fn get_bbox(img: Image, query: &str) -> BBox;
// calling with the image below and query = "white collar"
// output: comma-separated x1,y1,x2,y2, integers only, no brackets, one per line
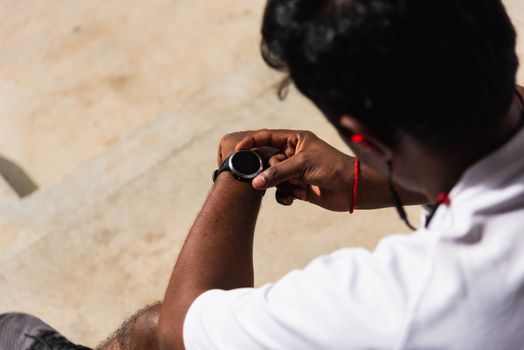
427,123,524,234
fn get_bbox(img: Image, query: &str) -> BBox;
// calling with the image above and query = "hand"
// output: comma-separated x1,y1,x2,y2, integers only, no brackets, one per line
217,131,254,166
235,129,355,212
217,131,283,174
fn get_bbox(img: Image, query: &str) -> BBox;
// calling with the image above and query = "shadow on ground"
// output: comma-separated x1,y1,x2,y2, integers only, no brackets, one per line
0,156,38,197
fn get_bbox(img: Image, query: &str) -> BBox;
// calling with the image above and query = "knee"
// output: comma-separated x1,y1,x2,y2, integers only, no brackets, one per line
133,303,161,334
123,302,161,349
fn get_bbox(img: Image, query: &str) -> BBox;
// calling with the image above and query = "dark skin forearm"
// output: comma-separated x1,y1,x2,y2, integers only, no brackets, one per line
234,130,429,211
158,172,263,350
358,161,428,209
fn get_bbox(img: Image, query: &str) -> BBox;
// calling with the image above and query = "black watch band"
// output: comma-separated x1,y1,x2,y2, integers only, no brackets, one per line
212,154,233,182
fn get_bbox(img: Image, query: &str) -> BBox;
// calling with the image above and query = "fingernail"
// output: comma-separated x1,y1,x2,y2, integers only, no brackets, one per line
253,176,266,188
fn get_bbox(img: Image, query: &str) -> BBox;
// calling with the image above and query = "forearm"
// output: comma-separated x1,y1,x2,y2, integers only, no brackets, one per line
235,129,428,211
158,173,263,350
357,160,428,209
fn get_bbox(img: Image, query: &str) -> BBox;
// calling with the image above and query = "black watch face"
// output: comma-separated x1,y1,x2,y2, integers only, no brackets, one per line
230,151,262,176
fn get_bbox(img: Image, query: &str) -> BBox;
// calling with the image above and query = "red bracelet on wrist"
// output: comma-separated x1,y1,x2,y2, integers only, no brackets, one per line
349,157,360,214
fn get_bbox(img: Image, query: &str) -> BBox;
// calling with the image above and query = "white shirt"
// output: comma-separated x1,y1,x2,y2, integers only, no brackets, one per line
183,126,524,350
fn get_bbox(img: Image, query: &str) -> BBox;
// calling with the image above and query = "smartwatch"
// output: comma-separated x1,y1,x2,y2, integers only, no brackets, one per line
213,150,265,183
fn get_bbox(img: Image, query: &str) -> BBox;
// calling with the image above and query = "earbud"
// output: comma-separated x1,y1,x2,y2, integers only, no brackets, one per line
350,134,375,152
351,134,365,143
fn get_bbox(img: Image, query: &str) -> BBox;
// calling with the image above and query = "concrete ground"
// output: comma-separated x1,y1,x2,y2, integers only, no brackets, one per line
0,1,523,347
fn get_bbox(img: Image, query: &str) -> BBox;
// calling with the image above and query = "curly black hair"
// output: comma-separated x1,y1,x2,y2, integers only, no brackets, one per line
261,0,519,147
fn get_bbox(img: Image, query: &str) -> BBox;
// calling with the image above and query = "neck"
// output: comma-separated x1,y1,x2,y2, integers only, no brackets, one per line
401,93,523,202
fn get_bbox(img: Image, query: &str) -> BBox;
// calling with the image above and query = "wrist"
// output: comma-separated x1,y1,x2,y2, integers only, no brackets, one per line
349,156,360,213
214,171,265,199
340,155,356,211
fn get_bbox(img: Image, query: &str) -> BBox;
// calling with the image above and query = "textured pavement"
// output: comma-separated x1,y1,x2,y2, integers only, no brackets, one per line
0,1,523,346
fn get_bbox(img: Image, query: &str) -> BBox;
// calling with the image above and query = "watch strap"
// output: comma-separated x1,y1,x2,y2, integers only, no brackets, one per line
212,154,232,182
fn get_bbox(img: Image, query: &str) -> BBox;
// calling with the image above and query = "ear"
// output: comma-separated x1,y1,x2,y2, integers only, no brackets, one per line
339,115,393,159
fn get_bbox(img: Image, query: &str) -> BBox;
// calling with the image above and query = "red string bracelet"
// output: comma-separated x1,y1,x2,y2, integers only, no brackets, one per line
349,157,360,214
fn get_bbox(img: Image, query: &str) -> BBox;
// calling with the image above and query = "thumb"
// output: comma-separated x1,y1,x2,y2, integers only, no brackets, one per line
252,156,303,190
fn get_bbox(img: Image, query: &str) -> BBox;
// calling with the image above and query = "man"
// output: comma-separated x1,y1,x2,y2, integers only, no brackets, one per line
2,0,523,349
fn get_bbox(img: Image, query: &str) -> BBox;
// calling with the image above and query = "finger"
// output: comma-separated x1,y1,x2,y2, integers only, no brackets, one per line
276,183,308,201
274,177,306,187
268,153,286,167
287,177,303,186
252,155,304,190
235,129,300,153
275,188,294,206
255,146,282,159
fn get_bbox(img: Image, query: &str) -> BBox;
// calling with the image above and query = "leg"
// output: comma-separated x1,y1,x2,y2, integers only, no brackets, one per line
96,302,161,350
0,312,91,349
